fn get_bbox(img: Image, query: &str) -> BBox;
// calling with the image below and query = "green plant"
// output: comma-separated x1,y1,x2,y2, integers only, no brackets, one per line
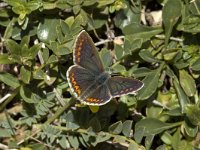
0,0,200,149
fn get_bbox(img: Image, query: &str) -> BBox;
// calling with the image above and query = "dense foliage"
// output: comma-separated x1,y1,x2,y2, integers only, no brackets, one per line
0,0,200,149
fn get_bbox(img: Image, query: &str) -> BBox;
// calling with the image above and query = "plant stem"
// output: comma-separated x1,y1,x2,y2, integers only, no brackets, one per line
45,99,75,124
0,87,19,112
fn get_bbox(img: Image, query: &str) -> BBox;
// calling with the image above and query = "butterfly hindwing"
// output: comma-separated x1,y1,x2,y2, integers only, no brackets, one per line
82,84,112,106
74,30,104,75
107,76,144,97
67,65,96,98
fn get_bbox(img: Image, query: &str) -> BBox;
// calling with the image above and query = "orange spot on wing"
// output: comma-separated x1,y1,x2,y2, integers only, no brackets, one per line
86,97,100,103
76,46,81,63
70,73,81,96
76,37,85,63
125,89,129,92
120,90,124,94
79,41,83,47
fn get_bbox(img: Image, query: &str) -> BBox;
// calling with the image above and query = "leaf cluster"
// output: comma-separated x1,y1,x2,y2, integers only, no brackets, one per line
0,0,200,149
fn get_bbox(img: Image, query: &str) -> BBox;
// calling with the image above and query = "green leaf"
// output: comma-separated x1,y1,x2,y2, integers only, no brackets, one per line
29,143,45,150
171,128,182,150
96,132,111,143
131,67,152,78
56,23,67,43
163,49,180,61
33,69,46,80
37,19,60,43
12,3,26,15
0,54,14,64
108,121,123,135
185,104,200,126
97,0,115,7
134,125,145,143
99,48,112,69
83,0,98,6
20,35,30,46
91,132,111,146
0,73,20,88
191,58,200,71
114,44,124,60
42,48,49,63
73,5,81,15
89,105,99,113
122,120,133,137
137,63,163,100
5,39,21,55
73,10,87,27
60,20,75,39
124,38,143,54
128,143,139,150
146,105,163,118
3,18,15,39
81,133,90,145
88,117,101,132
114,6,141,29
21,44,29,58
179,70,196,97
166,108,182,117
184,121,198,137
134,118,180,136
177,16,200,33
20,66,31,84
173,78,190,113
29,44,41,59
113,135,126,143
46,55,58,64
65,122,80,130
68,136,79,149
65,16,74,28
20,85,36,103
78,135,89,147
86,12,107,30
111,63,126,73
161,132,172,145
145,135,154,150
0,129,12,137
123,24,162,53
139,49,159,63
123,23,163,40
162,0,182,46
26,1,40,12
49,41,71,56
59,136,70,149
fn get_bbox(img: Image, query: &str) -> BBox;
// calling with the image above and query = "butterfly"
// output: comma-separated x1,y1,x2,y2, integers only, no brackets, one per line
66,30,144,106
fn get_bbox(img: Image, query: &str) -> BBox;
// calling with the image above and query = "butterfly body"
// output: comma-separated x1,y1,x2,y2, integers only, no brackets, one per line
67,30,144,106
95,72,110,84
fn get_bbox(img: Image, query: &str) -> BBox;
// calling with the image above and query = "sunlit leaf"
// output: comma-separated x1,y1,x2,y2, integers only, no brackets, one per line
0,73,20,88
163,0,182,46
179,70,196,97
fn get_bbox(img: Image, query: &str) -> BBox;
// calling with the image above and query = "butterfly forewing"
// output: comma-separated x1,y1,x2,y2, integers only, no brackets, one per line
107,76,144,97
74,31,104,75
67,65,96,98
